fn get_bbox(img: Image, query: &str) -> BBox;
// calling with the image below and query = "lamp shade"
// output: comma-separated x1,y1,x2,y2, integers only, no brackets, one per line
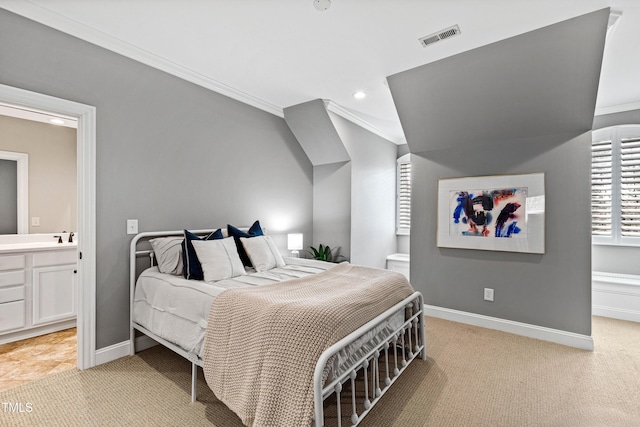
287,233,303,251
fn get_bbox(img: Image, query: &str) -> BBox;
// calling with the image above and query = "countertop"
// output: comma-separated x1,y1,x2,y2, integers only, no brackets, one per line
0,241,78,254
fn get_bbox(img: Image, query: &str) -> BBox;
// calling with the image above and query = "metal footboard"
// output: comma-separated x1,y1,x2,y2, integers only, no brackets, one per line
313,292,426,427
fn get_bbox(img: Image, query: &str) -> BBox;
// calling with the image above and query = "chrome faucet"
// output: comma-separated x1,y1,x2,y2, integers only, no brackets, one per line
68,232,74,243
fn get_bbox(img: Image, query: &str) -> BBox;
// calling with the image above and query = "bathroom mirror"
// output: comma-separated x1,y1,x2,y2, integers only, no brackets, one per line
0,150,28,234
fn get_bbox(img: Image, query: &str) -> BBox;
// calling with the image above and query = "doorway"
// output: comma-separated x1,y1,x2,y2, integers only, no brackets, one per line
0,83,96,370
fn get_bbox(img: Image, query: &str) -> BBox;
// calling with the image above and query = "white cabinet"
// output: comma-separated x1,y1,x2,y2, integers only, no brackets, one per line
32,265,77,325
0,248,77,344
386,253,410,281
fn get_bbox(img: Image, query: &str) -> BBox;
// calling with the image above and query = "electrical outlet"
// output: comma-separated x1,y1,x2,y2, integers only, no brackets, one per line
126,219,138,235
484,288,494,302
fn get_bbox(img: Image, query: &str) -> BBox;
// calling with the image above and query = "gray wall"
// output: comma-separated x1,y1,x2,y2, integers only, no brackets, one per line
313,162,351,260
329,112,397,268
0,159,17,234
387,9,608,336
0,115,77,234
284,100,398,267
411,133,593,335
0,9,313,349
592,109,640,275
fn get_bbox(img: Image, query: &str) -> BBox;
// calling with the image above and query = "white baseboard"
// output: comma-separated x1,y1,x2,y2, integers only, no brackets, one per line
593,305,640,323
424,305,594,351
95,335,159,366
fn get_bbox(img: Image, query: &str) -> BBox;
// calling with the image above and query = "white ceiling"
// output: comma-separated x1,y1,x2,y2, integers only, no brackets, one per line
1,0,638,144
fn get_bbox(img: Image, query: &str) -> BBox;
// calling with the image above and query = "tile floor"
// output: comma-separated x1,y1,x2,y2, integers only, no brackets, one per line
0,328,77,392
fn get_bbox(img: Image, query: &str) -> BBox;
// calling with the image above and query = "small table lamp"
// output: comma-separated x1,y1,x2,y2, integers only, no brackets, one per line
287,233,303,257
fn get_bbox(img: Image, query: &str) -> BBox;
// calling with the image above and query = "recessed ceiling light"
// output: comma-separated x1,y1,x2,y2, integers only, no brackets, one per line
353,91,366,100
49,118,65,125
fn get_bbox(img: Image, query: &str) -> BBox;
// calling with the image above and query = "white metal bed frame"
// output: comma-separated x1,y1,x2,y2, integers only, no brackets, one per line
129,229,426,427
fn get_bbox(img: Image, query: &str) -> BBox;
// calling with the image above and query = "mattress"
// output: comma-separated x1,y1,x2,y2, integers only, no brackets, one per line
132,257,335,358
133,257,405,381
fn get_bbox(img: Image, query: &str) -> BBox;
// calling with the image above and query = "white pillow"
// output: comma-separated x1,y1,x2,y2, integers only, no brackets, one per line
191,237,246,282
240,235,285,272
149,236,184,275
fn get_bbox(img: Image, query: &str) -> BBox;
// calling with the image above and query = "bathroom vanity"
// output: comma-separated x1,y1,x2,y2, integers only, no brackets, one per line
0,236,77,344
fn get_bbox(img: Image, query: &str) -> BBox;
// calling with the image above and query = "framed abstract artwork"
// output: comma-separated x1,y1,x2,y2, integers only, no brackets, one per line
437,173,545,254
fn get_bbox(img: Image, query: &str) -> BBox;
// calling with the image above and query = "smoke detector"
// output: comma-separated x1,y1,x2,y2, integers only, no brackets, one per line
419,25,461,47
314,0,331,11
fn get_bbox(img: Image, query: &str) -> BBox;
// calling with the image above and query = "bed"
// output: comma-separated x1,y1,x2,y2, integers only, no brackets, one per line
129,227,425,427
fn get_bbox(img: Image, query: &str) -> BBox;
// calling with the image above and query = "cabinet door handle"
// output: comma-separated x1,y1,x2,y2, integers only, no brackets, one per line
74,270,77,274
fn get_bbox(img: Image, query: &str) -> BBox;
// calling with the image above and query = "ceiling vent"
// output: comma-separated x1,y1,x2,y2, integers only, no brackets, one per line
419,25,461,47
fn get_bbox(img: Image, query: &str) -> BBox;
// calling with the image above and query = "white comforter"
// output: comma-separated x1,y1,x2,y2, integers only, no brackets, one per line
132,257,334,358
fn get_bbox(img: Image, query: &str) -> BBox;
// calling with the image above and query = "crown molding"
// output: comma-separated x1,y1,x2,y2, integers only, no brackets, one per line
324,100,406,145
0,1,284,118
595,100,640,117
1,1,410,142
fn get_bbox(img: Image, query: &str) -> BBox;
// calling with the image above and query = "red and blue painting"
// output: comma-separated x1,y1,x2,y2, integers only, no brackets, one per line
449,187,527,239
438,173,545,253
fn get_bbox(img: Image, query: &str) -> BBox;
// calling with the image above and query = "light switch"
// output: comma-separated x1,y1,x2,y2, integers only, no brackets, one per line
31,217,40,227
127,219,138,235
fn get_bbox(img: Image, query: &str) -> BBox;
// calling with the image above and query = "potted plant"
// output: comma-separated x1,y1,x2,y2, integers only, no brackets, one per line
306,244,345,263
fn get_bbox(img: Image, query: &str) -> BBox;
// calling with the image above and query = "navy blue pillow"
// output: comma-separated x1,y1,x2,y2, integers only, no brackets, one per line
182,229,224,280
227,221,263,267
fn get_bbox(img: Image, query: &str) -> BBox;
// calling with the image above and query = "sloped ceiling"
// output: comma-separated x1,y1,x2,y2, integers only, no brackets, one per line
283,99,350,166
387,9,610,153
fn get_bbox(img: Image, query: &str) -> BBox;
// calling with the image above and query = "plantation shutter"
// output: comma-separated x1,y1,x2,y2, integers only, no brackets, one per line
397,161,411,233
591,139,613,236
620,137,640,236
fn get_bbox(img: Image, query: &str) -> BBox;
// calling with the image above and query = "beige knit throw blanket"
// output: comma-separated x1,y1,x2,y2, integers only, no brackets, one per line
202,262,414,427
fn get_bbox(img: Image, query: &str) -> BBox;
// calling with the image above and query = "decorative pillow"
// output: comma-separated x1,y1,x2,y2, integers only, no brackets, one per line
182,229,224,280
227,220,264,267
191,237,246,282
149,236,184,275
240,235,285,272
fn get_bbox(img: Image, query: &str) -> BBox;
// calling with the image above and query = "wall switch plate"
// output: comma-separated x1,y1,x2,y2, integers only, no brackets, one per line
126,219,138,235
484,288,494,302
31,217,40,227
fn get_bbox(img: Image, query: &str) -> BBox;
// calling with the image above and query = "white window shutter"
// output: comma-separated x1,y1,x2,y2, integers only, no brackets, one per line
591,139,613,236
620,137,640,237
397,156,411,234
592,126,640,245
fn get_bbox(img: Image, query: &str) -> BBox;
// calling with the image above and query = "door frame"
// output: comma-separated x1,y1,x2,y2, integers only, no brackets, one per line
0,83,96,369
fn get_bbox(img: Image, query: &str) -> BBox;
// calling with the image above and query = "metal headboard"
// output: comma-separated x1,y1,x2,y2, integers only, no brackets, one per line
128,228,244,356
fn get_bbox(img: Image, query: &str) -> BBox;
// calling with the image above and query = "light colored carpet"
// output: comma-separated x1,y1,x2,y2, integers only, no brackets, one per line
1,316,638,426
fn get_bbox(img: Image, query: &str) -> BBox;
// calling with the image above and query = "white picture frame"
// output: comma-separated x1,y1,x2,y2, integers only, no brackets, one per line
437,173,545,254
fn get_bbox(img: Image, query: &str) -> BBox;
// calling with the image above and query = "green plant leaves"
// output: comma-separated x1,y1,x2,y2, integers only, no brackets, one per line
306,244,345,263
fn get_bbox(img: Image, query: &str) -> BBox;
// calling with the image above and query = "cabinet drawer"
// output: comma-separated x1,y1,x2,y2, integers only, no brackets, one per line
0,300,26,333
0,285,25,303
0,255,26,271
0,270,25,288
33,250,77,267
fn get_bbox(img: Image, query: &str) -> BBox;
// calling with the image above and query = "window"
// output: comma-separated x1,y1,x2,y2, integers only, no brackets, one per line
592,125,640,245
397,154,411,235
